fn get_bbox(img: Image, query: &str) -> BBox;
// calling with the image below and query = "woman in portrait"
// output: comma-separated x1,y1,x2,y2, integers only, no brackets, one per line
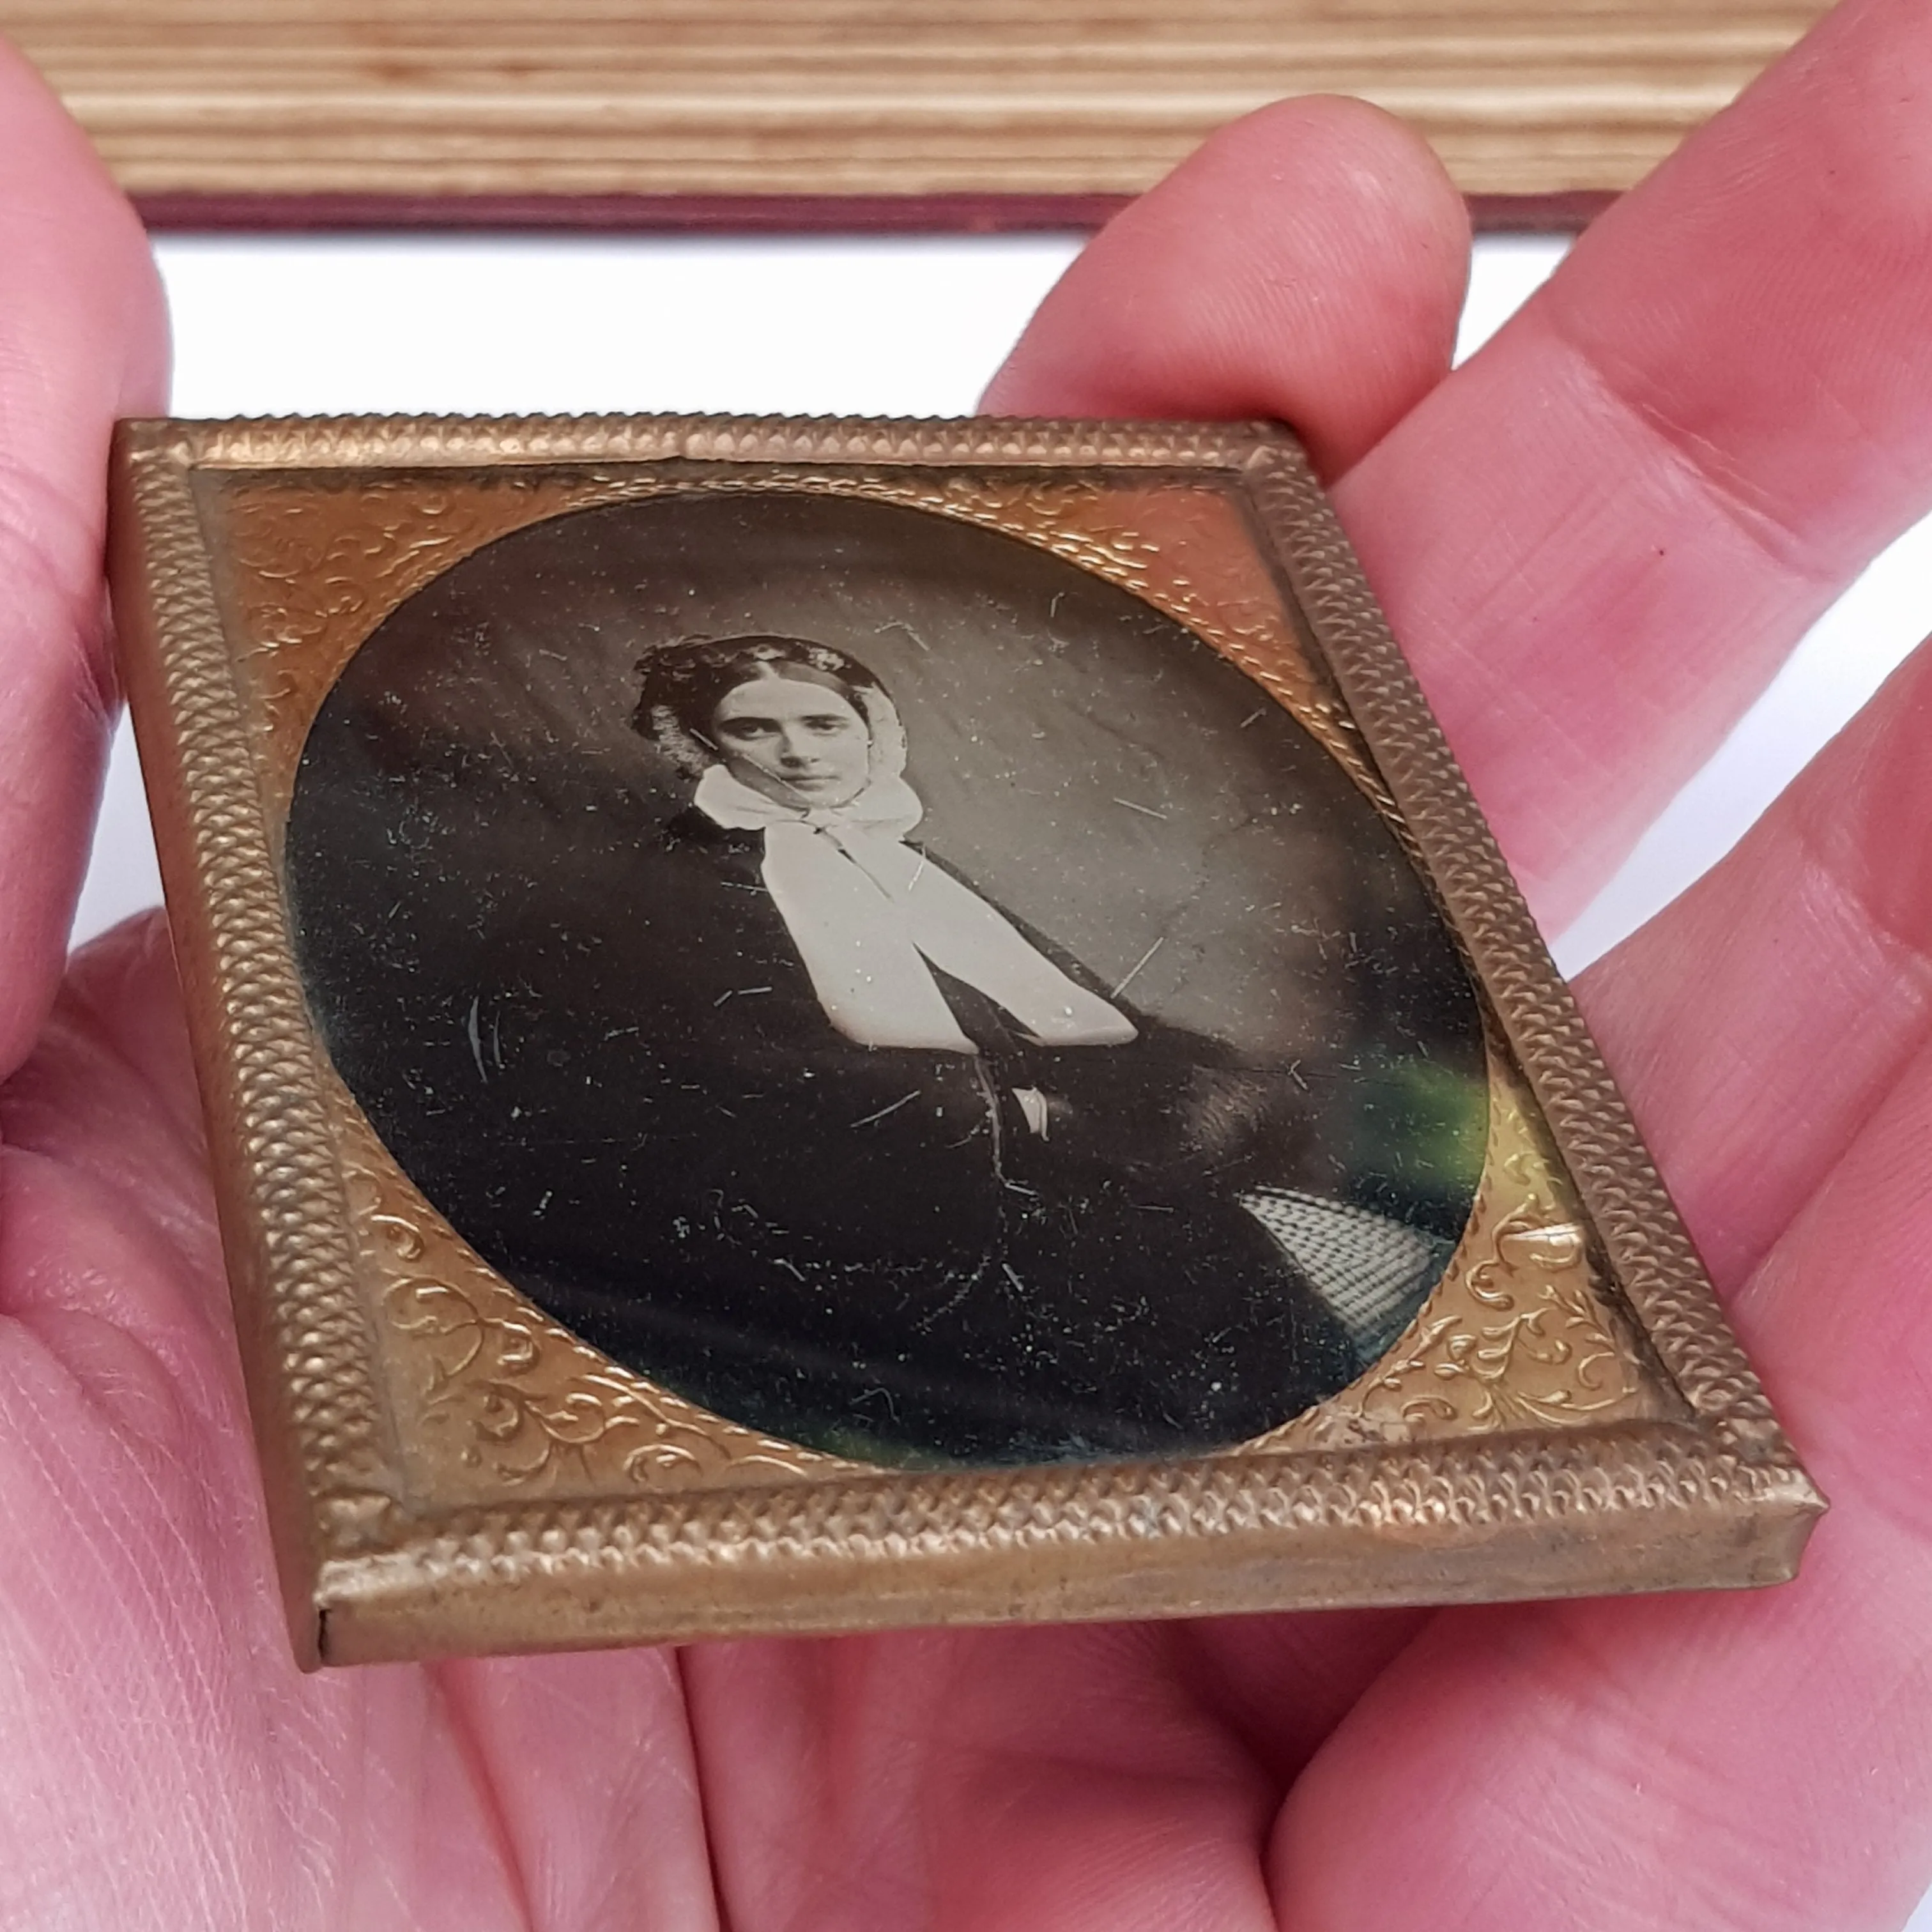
480,632,1360,1465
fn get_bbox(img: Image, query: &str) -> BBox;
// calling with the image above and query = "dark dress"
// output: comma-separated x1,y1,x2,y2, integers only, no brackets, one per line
380,802,1354,1465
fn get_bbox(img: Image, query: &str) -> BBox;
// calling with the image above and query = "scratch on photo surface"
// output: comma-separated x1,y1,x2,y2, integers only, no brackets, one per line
1112,796,1169,820
1238,707,1266,729
1111,936,1165,998
464,995,487,1081
911,1266,980,1330
714,985,774,1005
851,1090,922,1129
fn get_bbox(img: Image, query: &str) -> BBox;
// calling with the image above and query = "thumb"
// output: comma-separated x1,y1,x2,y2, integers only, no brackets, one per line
0,38,167,1080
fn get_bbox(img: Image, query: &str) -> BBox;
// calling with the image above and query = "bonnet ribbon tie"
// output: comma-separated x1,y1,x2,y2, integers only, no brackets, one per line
694,763,1138,1054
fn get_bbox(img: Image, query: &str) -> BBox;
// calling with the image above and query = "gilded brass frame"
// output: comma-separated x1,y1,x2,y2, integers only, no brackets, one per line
107,413,1822,1667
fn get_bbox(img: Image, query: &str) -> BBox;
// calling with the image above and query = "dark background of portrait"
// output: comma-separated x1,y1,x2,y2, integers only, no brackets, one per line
289,489,1480,1032
286,489,1489,1416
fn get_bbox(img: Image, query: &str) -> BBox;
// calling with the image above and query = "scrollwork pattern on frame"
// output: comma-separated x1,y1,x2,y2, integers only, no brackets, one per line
1268,1045,1667,1451
203,471,594,817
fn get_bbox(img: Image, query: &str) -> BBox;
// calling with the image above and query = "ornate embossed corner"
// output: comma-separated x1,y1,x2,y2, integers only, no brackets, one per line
107,411,1824,1668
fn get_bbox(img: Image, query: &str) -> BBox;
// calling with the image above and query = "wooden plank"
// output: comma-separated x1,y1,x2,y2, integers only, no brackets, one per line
3,1,1827,211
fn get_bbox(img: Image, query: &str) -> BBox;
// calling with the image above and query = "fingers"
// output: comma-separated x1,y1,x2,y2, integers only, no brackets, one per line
0,916,240,1425
0,41,167,1081
982,95,1471,479
984,0,1932,932
1270,1052,1932,1931
429,1652,719,1932
1574,637,1932,1292
1262,651,1932,1928
681,1624,1282,1932
1338,0,1932,928
1165,1606,1432,1786
1,918,721,1931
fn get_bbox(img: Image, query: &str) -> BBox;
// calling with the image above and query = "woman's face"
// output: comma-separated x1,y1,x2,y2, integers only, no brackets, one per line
709,673,873,808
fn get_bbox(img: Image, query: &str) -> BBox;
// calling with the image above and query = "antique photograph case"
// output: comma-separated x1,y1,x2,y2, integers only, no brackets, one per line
108,414,1822,1666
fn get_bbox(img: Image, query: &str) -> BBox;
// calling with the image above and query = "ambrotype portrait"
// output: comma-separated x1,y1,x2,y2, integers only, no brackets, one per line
284,489,1488,1467
112,415,1819,1655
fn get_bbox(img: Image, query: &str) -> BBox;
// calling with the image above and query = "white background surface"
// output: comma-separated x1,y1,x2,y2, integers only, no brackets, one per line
77,231,1932,971
72,235,1932,1928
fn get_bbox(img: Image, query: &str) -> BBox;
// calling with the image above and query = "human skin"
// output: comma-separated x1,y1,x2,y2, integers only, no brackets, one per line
5,0,1932,1922
710,674,873,807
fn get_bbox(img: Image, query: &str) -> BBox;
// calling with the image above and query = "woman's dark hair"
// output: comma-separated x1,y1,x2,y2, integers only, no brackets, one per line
632,634,884,750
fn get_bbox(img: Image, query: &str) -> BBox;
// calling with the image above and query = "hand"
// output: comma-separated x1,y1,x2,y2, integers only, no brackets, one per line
6,0,1932,1919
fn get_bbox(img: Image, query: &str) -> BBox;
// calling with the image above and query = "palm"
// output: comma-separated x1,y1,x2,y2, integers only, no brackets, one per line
6,0,1932,1923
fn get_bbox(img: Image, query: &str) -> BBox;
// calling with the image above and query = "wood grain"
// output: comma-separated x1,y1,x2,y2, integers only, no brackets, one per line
7,2,1828,224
